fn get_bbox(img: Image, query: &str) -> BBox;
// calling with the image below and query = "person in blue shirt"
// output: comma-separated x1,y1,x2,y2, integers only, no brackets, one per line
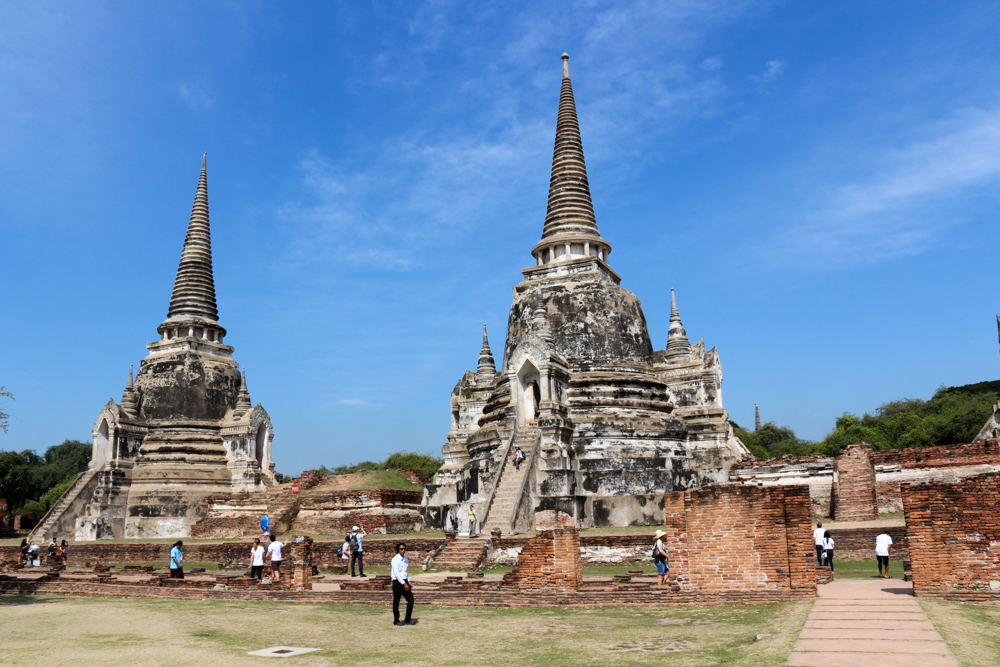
169,541,184,579
260,513,270,537
390,542,416,626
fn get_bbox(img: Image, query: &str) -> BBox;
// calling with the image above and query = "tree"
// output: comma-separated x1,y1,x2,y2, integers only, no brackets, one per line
0,386,12,433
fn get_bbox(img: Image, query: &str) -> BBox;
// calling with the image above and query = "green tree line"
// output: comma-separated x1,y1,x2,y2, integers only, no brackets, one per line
0,440,91,516
734,379,1000,460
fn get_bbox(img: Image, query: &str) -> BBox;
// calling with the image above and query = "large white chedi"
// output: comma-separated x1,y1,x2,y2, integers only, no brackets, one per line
424,55,747,533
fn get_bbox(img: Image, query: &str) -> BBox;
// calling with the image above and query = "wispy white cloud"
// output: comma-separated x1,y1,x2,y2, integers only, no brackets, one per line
749,60,785,88
178,83,214,112
770,107,1000,267
339,399,370,406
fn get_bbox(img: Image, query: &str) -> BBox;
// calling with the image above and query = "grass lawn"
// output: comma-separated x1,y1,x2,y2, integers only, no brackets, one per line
0,594,813,666
823,557,905,580
921,598,1000,667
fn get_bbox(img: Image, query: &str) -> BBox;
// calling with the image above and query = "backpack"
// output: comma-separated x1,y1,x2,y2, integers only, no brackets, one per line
350,534,360,551
337,544,344,557
652,542,666,561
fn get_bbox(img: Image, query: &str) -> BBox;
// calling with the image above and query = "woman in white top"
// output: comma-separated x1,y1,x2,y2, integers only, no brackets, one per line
822,531,835,572
341,535,351,563
249,538,265,581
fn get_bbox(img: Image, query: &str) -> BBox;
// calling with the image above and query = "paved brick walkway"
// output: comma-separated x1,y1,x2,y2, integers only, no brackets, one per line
788,579,958,666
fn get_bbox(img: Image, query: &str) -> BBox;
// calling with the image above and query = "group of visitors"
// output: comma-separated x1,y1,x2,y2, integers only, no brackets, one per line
813,522,895,577
336,524,367,577
19,538,67,564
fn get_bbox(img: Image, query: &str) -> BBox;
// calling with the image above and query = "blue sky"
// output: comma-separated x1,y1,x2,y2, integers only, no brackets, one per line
2,1,1000,476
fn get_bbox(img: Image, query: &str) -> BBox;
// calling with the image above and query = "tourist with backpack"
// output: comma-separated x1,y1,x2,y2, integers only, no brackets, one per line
513,445,525,471
350,525,367,577
653,529,669,587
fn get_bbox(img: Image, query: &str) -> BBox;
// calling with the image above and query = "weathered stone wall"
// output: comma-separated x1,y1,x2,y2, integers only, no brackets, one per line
902,472,1000,601
732,441,1000,517
832,443,877,521
664,484,815,593
294,490,424,536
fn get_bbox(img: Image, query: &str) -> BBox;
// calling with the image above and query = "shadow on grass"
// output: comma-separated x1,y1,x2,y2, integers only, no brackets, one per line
0,593,69,606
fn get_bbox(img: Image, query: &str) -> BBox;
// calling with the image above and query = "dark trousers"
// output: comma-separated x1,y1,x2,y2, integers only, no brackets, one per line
251,565,263,581
170,567,184,579
824,550,834,571
352,551,364,575
815,544,824,565
392,580,414,623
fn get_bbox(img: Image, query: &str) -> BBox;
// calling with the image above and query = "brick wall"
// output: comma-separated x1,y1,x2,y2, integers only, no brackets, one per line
902,472,1000,600
501,511,582,590
833,443,878,521
873,440,1000,469
826,525,908,560
664,484,815,593
294,490,424,536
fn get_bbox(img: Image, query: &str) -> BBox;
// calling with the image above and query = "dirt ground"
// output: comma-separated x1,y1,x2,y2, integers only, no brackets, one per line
0,595,811,666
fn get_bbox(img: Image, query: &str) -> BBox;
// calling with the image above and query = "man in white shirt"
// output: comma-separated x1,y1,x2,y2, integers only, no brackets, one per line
390,542,416,626
813,523,827,565
875,531,893,579
267,534,284,583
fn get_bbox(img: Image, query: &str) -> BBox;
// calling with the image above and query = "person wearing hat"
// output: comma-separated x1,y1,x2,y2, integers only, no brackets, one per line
350,525,367,577
652,530,669,587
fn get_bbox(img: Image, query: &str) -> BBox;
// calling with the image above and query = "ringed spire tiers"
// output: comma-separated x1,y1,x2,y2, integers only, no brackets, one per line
158,153,225,339
665,288,691,355
531,53,612,269
477,324,496,376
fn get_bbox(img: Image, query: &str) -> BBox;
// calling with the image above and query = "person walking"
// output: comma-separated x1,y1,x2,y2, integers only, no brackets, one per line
169,541,184,579
875,530,893,578
249,538,265,582
513,445,525,471
260,512,270,537
47,539,57,557
20,538,29,564
350,525,367,577
468,506,477,538
267,534,284,582
812,522,826,565
653,529,670,587
822,530,835,572
390,542,417,626
59,539,68,561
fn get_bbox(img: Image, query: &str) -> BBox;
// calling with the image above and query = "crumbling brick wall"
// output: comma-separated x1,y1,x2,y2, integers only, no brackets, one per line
902,472,1000,600
501,511,582,590
833,443,878,521
873,440,1000,469
294,490,424,535
664,484,815,593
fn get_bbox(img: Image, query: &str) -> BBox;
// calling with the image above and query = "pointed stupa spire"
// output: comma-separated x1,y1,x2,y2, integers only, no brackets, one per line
121,364,137,414
665,288,691,355
233,366,252,419
477,324,496,376
531,54,612,268
755,403,761,432
161,153,220,330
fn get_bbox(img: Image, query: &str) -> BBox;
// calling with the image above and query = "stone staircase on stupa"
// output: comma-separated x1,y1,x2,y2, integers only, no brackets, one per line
481,427,539,535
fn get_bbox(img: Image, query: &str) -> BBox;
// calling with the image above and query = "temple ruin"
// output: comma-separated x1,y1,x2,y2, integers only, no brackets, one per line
424,55,746,532
30,155,278,542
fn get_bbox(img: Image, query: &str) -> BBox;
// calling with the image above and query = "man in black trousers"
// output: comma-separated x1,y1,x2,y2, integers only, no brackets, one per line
390,542,416,626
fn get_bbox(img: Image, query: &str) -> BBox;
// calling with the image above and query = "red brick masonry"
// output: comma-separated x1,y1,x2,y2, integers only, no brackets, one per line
664,484,816,593
833,443,878,521
902,471,1000,602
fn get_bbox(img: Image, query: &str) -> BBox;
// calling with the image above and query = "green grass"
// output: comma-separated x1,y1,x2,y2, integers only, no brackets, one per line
340,469,423,491
921,598,1000,666
0,595,815,665
821,557,904,580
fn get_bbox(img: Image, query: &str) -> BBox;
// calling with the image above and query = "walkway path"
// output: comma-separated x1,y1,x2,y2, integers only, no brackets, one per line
788,579,958,666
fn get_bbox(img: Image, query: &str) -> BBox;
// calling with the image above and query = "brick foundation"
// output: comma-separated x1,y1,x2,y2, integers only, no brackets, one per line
501,511,582,590
664,484,816,593
902,471,1000,601
833,443,878,521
